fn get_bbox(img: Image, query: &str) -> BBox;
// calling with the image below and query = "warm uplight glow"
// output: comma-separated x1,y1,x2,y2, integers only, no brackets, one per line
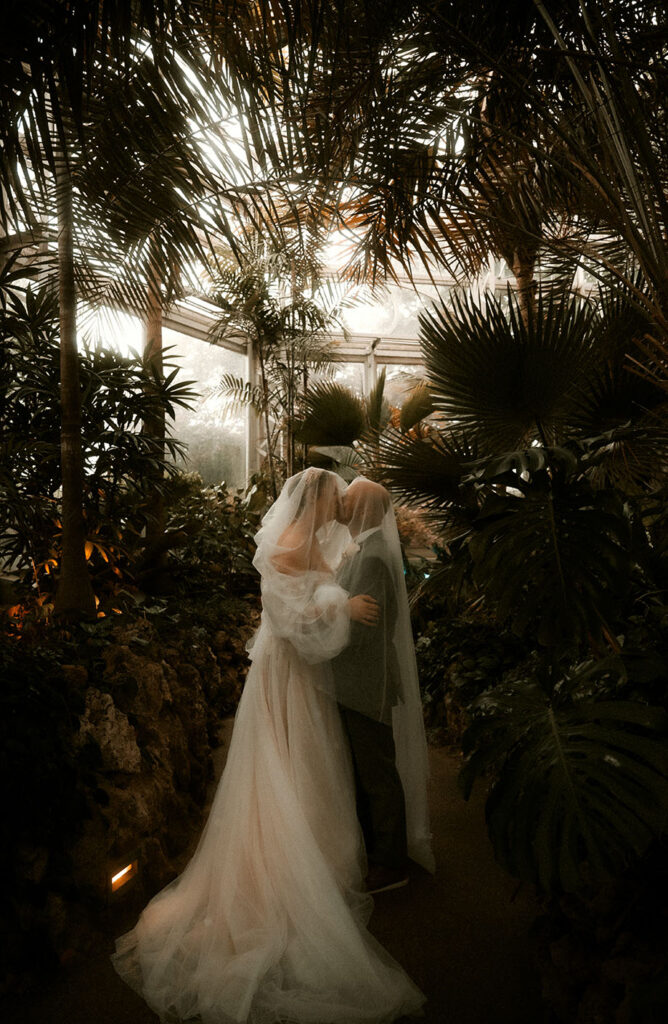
111,861,138,892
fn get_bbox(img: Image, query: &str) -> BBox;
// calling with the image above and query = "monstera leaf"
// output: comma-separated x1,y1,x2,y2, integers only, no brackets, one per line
467,471,632,647
460,679,668,894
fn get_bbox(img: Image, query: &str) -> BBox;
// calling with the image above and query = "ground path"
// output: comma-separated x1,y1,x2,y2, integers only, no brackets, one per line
3,721,545,1024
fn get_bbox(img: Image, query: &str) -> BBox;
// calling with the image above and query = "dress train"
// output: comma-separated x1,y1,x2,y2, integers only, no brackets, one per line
112,633,425,1024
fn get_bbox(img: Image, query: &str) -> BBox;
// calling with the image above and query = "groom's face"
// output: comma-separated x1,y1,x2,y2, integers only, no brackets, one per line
339,490,353,525
342,483,386,534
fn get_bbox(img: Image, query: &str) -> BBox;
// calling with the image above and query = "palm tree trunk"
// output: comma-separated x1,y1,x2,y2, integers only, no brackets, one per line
257,338,277,500
53,142,96,619
288,262,297,477
286,345,295,478
142,234,166,554
302,364,309,470
512,249,537,327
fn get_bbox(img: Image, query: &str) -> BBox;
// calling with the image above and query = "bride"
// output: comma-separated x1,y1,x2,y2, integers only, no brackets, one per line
112,468,426,1023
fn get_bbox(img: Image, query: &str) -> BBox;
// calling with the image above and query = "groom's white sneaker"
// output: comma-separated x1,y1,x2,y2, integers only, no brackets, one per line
365,865,409,894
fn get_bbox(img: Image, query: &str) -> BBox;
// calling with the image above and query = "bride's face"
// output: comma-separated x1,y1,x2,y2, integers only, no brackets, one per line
314,479,343,528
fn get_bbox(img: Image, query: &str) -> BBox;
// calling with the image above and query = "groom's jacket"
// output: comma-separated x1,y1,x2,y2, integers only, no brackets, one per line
330,530,402,726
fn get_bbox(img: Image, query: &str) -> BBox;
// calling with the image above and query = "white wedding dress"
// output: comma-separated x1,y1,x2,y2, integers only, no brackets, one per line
112,470,426,1024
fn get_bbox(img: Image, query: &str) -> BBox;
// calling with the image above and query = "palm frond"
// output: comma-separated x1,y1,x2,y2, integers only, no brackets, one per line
399,380,436,431
216,373,265,413
297,380,366,445
419,287,598,452
365,366,390,435
377,427,473,514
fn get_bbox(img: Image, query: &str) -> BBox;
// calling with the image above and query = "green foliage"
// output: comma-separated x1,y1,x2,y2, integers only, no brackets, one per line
460,671,668,896
383,286,668,653
0,1,307,312
210,246,349,483
419,288,599,449
164,475,260,600
380,427,472,513
1,282,196,591
467,457,632,648
298,365,428,480
414,609,528,742
392,280,668,902
399,381,436,432
299,380,367,445
365,366,391,437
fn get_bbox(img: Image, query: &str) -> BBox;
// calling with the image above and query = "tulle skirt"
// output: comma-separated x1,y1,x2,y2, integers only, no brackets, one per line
112,635,425,1023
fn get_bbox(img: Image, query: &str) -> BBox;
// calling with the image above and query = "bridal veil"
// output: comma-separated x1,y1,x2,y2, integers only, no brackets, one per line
112,468,425,1024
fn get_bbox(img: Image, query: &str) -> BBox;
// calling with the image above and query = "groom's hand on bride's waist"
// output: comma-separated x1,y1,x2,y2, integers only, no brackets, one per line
348,594,380,626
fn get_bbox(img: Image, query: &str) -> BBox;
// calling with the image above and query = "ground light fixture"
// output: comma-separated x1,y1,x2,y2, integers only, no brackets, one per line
110,856,139,894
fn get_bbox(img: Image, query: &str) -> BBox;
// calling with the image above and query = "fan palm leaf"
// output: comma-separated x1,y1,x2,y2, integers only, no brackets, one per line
419,287,599,453
298,380,366,446
377,426,474,515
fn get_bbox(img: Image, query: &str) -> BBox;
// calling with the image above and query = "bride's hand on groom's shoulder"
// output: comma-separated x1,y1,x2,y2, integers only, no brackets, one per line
348,594,380,626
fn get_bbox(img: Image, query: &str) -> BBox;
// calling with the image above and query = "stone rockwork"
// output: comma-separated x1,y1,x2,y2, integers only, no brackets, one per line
5,607,257,989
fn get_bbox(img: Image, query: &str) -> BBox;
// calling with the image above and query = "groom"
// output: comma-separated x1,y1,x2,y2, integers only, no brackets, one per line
331,478,408,894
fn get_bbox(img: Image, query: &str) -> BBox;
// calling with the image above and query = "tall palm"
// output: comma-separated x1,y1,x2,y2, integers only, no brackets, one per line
209,242,350,493
531,1,668,362
0,1,305,614
239,3,583,284
1,3,199,614
240,1,666,351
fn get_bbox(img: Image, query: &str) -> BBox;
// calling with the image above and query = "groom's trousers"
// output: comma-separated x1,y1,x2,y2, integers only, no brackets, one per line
339,706,407,871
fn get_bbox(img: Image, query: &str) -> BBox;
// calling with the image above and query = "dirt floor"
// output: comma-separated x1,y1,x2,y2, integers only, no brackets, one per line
2,721,546,1024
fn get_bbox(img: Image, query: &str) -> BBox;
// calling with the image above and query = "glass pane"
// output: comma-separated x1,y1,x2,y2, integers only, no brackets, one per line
329,361,365,394
164,329,247,489
342,281,456,341
382,365,426,406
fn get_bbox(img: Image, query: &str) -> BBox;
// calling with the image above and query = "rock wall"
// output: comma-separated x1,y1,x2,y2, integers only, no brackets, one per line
6,610,257,983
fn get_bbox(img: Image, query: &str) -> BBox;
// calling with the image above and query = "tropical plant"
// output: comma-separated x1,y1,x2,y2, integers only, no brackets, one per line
2,1,202,615
378,281,668,895
163,474,260,601
209,245,352,492
459,668,668,894
232,1,667,401
298,366,392,471
1,280,196,603
0,0,318,614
